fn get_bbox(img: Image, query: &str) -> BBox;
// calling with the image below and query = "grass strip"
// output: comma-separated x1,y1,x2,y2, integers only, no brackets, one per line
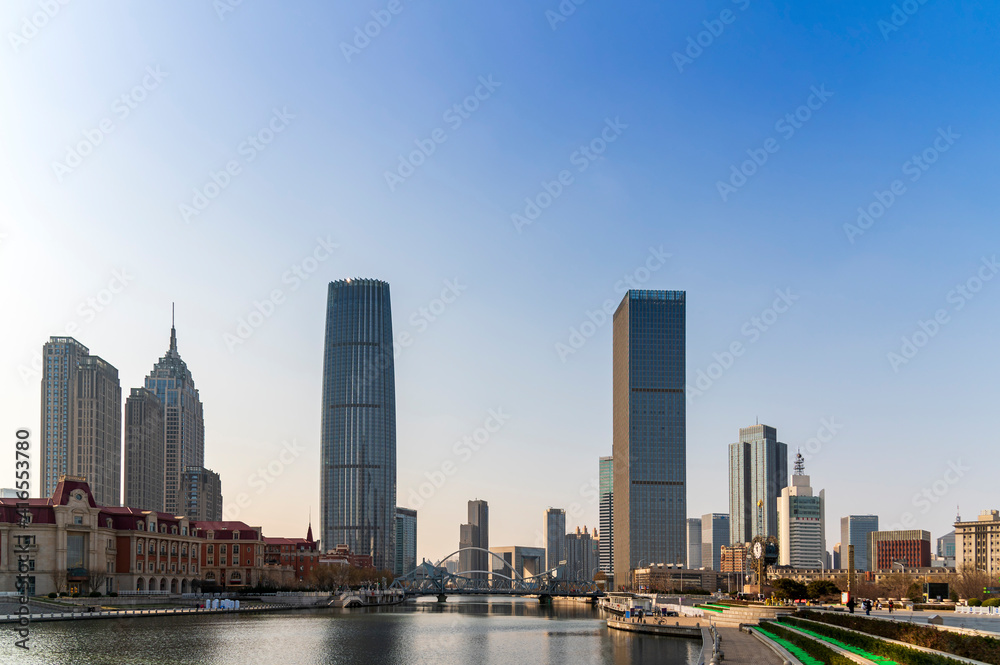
758,622,857,665
796,610,1000,665
781,617,968,665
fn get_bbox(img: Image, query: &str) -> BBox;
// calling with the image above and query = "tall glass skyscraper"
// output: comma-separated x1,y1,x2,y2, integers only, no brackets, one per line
841,515,879,571
701,513,730,570
729,424,787,545
144,315,205,515
599,456,614,575
612,290,686,588
321,278,396,570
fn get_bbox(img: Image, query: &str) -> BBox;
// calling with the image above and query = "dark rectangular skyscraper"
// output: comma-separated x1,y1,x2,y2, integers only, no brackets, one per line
612,290,686,587
321,278,396,570
124,387,164,512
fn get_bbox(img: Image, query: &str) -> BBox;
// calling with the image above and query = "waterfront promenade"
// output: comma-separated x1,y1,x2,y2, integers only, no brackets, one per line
607,614,786,664
0,600,295,623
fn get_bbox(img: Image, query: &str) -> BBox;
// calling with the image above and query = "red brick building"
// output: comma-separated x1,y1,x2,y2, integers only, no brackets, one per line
263,524,319,585
869,530,931,570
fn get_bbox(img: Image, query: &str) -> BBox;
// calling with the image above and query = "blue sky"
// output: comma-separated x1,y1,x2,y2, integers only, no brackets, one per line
1,0,998,564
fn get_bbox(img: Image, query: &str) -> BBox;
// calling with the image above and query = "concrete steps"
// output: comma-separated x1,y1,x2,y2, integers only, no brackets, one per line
702,604,795,626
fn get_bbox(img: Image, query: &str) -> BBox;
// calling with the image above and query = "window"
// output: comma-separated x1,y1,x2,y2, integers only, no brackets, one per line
221,557,227,566
160,525,165,533
160,563,165,572
171,526,177,534
171,544,177,555
233,545,239,555
137,542,144,554
208,558,214,566
138,562,143,572
221,545,227,554
73,515,83,525
182,546,188,556
233,532,239,540
208,544,214,554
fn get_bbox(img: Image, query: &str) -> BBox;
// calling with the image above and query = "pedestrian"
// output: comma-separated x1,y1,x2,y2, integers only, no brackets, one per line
888,600,894,614
865,599,871,616
847,597,856,614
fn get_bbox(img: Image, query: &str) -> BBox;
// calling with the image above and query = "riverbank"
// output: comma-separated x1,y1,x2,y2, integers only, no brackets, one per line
0,601,299,623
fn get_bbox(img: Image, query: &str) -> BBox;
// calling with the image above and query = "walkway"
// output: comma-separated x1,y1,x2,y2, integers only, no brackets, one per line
716,627,786,665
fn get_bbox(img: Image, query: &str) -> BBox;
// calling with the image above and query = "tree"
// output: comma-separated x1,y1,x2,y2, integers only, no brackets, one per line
806,579,841,599
52,570,68,595
771,578,808,600
951,566,992,600
879,572,916,600
87,570,108,595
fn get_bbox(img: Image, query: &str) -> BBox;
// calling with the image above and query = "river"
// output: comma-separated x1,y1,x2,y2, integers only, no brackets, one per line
7,597,700,665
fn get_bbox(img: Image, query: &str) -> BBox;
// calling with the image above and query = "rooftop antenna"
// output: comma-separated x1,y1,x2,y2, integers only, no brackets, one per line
794,450,805,475
169,302,178,354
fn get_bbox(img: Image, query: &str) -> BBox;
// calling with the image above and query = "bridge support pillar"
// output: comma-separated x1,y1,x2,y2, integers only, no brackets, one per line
538,594,552,606
436,594,448,603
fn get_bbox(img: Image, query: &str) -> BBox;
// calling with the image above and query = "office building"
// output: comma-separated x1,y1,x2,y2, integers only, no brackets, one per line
41,337,122,507
936,530,955,567
612,290,687,586
729,424,787,544
868,530,931,570
124,387,165,512
565,526,597,580
459,499,489,581
493,546,546,579
144,313,205,515
841,515,879,572
701,513,730,571
599,456,613,575
180,466,222,521
955,510,1000,577
545,508,567,572
776,454,826,568
833,543,841,569
320,279,397,570
720,544,748,574
687,518,702,569
394,507,417,577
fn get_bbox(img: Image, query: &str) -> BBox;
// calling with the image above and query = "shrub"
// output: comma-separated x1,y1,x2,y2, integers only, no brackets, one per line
968,598,982,607
949,590,959,602
108,592,118,597
782,617,964,665
983,599,1000,608
758,621,855,665
88,591,102,597
48,592,58,598
71,592,80,598
794,610,1000,665
59,592,68,597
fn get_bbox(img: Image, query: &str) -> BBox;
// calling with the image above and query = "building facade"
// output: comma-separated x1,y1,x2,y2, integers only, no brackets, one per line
777,461,826,569
41,337,122,507
729,424,787,545
868,530,931,570
565,526,597,580
599,456,613,575
612,290,687,587
955,510,1000,577
394,507,417,577
841,515,879,572
833,543,841,569
687,518,702,569
263,526,319,586
936,530,956,567
720,544,748,574
144,318,205,516
492,546,545,579
459,499,489,581
180,466,223,521
195,521,266,590
632,564,718,593
545,508,566,573
124,387,165,513
701,513,730,571
320,278,397,571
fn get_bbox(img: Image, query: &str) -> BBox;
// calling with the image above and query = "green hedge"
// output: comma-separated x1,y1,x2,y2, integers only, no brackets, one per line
796,609,1000,665
782,617,968,665
757,622,856,665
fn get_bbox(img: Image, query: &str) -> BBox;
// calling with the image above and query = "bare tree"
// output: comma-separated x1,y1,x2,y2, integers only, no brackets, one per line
52,570,68,595
87,570,108,595
951,566,991,600
879,572,916,600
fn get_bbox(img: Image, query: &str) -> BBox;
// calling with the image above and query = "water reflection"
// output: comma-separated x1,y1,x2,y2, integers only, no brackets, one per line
7,598,697,665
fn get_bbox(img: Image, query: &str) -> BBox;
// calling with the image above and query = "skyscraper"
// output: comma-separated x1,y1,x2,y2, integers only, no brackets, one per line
545,508,567,573
565,526,597,580
777,454,826,568
144,312,205,515
701,513,730,570
394,507,417,577
124,387,164,512
729,424,787,545
40,337,122,506
613,290,687,587
459,499,489,580
841,515,879,572
599,456,614,575
180,466,222,521
321,279,397,570
687,518,702,569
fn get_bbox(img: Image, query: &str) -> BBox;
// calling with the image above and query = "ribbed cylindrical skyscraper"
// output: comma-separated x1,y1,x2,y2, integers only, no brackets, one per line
321,278,396,570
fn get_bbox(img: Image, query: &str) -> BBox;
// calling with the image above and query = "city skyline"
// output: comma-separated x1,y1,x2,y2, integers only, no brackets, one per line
3,2,998,564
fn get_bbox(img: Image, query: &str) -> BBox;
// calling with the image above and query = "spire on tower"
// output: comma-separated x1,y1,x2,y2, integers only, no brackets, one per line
169,302,178,355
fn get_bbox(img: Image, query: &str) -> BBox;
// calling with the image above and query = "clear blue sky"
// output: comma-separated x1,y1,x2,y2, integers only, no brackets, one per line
2,1,997,563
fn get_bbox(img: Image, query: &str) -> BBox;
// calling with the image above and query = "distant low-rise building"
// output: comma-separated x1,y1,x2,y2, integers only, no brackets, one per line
868,530,931,570
955,510,1000,577
632,564,718,593
721,544,748,574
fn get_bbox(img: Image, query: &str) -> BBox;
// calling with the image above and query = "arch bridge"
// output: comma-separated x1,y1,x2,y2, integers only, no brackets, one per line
388,547,603,602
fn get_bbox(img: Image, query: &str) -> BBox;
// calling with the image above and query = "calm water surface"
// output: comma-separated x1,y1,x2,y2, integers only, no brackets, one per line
6,598,700,665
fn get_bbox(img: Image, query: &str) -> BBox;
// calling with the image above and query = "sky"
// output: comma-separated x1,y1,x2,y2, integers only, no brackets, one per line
1,1,998,566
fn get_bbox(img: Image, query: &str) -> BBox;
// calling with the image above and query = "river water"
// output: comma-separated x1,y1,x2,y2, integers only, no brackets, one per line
6,598,700,665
